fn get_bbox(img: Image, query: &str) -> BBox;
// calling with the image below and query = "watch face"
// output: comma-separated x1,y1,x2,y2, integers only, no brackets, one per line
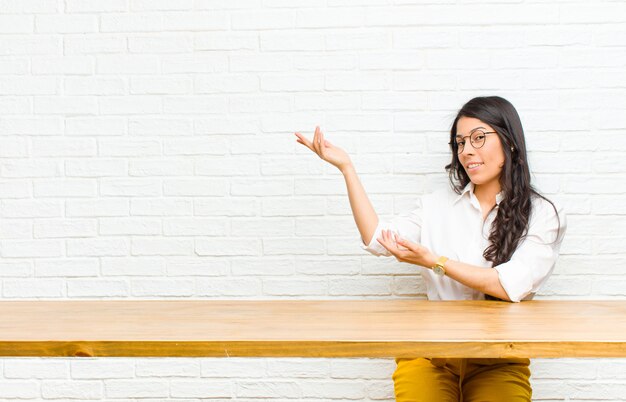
433,266,444,276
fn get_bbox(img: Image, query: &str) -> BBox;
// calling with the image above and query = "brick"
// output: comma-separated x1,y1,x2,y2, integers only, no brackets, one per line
163,11,229,31
0,35,60,55
99,217,161,235
232,10,295,30
0,76,56,94
0,15,33,33
130,76,192,94
136,359,200,377
131,238,193,256
196,278,262,296
96,55,160,74
196,156,259,176
100,13,163,32
34,179,97,197
99,96,162,115
297,8,363,28
232,258,294,276
104,380,169,398
4,360,68,379
131,198,193,216
170,381,232,397
64,77,126,95
66,238,130,257
195,239,260,257
3,279,64,297
65,0,127,13
262,278,327,296
35,259,99,277
65,159,127,177
35,15,97,33
236,381,300,398
165,257,230,277
163,218,228,236
66,198,129,217
131,279,195,296
41,380,102,399
0,382,39,398
129,159,194,176
64,35,127,54
71,360,134,379
34,97,98,115
201,358,265,378
102,257,166,276
34,219,97,238
300,380,366,399
67,279,128,297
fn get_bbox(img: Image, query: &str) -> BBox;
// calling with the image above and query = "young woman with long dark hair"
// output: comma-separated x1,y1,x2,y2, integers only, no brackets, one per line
294,96,567,401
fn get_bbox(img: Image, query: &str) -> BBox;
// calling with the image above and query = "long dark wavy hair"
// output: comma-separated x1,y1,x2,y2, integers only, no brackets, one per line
445,96,561,301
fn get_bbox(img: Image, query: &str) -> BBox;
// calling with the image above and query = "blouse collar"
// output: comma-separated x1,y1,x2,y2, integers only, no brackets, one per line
453,182,504,206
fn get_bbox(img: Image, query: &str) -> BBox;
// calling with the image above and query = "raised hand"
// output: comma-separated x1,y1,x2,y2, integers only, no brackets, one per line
294,126,352,172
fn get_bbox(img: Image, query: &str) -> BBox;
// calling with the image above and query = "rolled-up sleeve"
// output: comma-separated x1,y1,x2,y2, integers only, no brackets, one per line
493,199,567,302
360,197,423,257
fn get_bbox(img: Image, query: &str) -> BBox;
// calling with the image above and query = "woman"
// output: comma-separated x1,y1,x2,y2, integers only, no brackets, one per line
294,96,567,401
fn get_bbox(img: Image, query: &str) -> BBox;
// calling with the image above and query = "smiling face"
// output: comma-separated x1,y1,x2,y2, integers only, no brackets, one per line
455,116,506,192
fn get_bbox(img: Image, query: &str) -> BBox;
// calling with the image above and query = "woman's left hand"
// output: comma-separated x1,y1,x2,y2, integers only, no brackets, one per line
377,229,438,269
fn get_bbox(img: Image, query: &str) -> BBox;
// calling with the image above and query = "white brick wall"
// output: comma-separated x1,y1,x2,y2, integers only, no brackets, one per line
0,0,624,400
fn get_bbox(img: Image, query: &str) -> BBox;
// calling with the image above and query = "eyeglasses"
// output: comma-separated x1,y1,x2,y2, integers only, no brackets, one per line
449,129,498,154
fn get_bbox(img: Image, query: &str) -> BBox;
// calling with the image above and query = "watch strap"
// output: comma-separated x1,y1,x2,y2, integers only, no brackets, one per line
433,256,448,274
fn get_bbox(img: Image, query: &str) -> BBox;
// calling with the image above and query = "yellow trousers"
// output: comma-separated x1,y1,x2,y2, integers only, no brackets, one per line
393,357,532,402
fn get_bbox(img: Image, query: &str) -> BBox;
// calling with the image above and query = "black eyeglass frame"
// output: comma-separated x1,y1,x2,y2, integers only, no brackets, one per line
449,129,498,154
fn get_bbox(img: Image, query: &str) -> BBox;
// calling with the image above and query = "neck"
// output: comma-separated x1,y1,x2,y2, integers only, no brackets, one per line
473,181,501,205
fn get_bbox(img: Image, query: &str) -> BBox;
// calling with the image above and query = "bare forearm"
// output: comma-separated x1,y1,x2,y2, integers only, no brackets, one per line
443,259,511,301
341,163,378,245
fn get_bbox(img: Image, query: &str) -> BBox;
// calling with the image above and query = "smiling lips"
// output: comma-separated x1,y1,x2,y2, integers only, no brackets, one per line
467,162,483,172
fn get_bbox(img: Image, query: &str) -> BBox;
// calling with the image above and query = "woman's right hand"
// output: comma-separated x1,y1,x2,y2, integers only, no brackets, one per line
294,126,352,172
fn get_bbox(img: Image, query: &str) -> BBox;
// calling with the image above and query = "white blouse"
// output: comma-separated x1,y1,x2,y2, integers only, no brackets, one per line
361,182,567,302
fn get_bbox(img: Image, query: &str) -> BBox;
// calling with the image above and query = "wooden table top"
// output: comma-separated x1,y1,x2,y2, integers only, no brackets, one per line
1,300,625,358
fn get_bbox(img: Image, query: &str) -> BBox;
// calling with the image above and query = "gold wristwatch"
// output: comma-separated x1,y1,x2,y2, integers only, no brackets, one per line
432,256,448,276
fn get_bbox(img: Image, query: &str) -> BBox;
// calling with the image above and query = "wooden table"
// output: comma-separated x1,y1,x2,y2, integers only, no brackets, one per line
1,300,624,358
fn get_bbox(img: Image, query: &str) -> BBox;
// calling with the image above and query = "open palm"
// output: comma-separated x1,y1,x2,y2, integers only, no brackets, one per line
294,126,351,172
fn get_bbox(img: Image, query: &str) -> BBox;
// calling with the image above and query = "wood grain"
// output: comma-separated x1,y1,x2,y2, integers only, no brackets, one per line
0,300,624,358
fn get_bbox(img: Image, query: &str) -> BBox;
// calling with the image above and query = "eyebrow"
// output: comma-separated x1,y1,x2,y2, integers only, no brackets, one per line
456,127,486,137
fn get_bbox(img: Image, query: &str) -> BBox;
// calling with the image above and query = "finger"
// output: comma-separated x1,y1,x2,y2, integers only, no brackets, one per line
378,235,395,254
294,132,314,152
397,235,417,251
381,230,398,253
387,230,397,247
393,232,401,246
391,232,407,252
313,126,320,154
390,230,399,245
394,233,409,251
378,230,390,247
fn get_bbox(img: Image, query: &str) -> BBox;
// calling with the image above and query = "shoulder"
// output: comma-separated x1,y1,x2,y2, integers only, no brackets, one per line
530,192,565,221
529,192,567,241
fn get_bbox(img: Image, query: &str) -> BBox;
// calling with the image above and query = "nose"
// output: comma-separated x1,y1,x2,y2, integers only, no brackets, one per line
460,144,475,157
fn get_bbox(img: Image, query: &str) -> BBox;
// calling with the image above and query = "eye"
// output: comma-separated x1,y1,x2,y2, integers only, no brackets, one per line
473,134,485,141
